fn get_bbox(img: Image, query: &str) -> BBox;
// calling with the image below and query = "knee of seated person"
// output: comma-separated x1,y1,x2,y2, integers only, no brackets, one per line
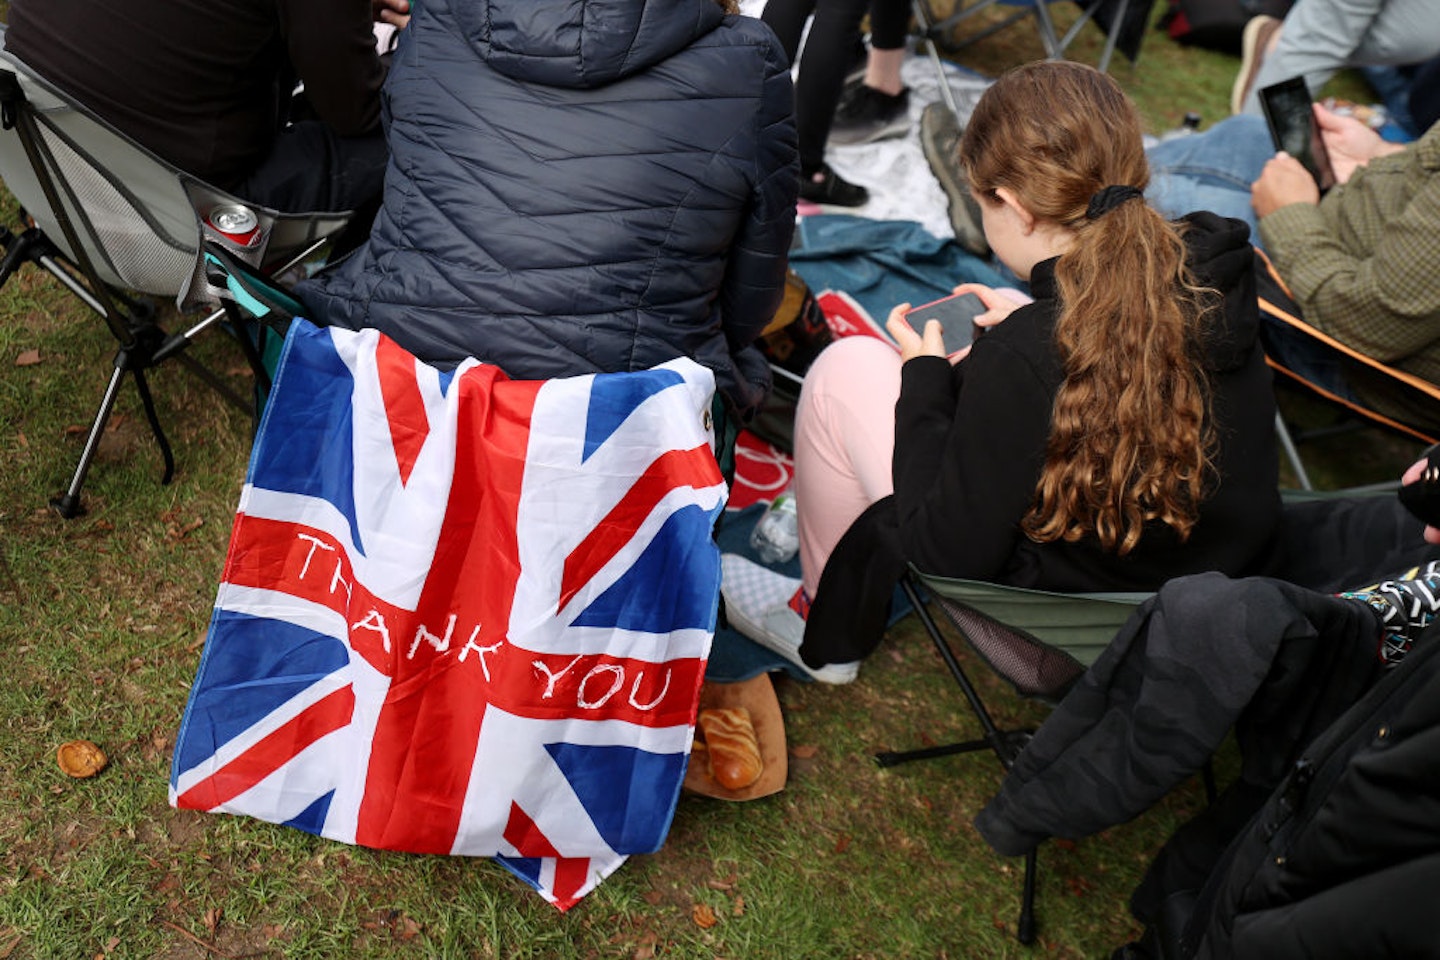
807,333,902,385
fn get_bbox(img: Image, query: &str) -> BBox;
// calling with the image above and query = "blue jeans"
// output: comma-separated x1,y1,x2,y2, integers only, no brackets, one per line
1145,115,1274,244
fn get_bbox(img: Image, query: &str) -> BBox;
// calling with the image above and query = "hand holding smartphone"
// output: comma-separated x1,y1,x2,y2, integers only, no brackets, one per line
1259,78,1336,193
1399,444,1440,528
902,292,987,356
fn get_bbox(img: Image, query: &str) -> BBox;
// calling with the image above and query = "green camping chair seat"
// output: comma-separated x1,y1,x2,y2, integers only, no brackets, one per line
878,566,1156,945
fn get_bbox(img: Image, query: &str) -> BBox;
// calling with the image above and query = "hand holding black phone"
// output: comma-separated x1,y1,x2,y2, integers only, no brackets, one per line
1259,78,1337,192
902,292,986,356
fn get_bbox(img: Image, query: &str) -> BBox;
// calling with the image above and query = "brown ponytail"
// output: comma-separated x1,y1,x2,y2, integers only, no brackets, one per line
958,61,1217,555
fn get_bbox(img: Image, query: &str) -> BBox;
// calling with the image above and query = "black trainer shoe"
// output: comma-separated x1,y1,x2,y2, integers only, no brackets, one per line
1341,560,1440,666
799,163,869,208
829,85,911,145
919,102,989,258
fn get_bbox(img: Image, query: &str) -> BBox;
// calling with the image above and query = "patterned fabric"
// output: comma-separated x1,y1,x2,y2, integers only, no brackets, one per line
1258,120,1440,428
169,320,727,909
1341,560,1440,666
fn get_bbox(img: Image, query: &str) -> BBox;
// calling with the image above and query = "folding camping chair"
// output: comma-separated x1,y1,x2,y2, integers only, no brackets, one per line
913,0,1158,75
0,29,350,517
875,568,1156,944
1255,249,1440,491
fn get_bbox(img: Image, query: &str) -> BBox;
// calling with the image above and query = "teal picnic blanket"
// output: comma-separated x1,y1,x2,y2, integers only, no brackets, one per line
788,214,1015,322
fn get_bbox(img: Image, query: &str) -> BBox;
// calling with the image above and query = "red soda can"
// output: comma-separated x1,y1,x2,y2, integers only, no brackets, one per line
205,204,263,250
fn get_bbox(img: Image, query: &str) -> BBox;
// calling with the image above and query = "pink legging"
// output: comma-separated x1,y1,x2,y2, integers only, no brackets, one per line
792,336,903,599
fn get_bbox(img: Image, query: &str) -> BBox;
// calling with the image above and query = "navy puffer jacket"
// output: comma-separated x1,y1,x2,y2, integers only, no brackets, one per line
299,0,799,416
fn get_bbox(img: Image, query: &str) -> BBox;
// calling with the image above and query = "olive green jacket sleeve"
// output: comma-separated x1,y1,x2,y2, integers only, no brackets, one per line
1258,122,1440,379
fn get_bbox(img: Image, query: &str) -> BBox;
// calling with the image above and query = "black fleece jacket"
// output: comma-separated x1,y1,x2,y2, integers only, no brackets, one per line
802,211,1283,666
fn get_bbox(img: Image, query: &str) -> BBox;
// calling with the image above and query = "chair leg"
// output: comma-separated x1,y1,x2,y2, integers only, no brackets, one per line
1018,847,1039,945
912,0,961,116
881,574,1042,944
1274,409,1313,490
884,575,1023,765
50,362,127,518
49,348,178,518
1094,0,1129,73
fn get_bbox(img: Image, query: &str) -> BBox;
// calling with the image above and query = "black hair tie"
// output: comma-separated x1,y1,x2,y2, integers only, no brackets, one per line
1086,185,1143,219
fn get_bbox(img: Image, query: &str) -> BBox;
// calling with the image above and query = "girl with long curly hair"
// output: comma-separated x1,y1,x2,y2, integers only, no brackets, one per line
721,60,1283,683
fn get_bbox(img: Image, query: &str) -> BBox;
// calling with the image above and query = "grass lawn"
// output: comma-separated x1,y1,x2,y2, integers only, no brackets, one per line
0,3,1426,958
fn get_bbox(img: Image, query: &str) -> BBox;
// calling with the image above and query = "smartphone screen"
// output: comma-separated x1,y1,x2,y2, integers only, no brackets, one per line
1259,78,1336,192
903,292,986,355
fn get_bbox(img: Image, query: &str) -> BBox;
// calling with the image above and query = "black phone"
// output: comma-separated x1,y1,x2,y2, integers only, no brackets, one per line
903,292,986,355
1399,443,1440,527
1259,78,1336,193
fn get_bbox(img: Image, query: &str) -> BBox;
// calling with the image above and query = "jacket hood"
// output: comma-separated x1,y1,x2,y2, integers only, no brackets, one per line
456,0,726,89
1177,209,1260,374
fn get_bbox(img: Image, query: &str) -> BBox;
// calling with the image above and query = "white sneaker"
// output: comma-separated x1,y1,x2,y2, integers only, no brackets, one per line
719,554,859,685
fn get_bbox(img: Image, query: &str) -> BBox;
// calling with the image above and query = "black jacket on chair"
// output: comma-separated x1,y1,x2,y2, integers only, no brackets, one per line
1184,617,1440,959
299,0,799,418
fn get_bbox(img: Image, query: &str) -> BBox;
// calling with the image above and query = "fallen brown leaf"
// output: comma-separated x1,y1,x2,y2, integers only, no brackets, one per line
690,903,718,929
834,834,852,854
203,907,222,935
14,348,41,366
56,739,108,778
731,895,746,917
166,517,205,540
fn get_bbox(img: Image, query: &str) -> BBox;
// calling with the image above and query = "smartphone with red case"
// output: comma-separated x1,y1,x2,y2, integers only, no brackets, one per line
903,292,986,355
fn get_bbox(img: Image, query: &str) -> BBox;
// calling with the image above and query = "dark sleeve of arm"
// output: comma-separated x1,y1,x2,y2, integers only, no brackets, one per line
718,36,799,353
277,0,385,136
891,342,1054,580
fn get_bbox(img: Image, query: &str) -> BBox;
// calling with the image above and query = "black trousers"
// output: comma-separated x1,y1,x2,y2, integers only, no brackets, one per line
230,120,388,217
761,0,911,173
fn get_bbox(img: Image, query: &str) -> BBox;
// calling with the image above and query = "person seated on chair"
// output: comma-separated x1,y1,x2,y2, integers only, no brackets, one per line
4,0,408,215
1146,105,1440,433
297,0,798,425
1229,0,1440,118
720,61,1284,684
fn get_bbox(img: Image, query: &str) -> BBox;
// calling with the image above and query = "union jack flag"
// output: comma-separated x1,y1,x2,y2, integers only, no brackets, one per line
169,319,727,909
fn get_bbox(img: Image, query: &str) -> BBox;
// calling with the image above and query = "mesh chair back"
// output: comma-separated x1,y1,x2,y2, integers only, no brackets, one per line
933,596,1085,700
0,56,196,296
913,569,1151,699
0,36,349,307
